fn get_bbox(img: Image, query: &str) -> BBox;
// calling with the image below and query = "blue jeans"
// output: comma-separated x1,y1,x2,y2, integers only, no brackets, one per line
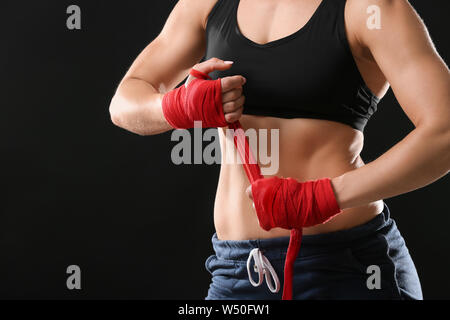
205,202,422,300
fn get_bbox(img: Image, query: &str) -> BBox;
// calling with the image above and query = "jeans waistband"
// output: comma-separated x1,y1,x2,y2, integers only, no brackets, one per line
211,201,392,262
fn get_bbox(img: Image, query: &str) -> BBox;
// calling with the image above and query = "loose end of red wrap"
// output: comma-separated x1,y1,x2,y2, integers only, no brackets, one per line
282,228,302,300
228,121,263,184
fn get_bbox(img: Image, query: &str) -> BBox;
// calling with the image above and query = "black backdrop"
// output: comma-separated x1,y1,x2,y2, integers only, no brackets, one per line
0,0,449,299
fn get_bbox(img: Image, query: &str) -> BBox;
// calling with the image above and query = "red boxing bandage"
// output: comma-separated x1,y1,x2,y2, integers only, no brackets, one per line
251,176,341,300
162,69,228,129
252,177,341,230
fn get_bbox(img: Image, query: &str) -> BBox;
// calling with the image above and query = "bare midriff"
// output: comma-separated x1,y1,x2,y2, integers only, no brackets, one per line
214,115,385,240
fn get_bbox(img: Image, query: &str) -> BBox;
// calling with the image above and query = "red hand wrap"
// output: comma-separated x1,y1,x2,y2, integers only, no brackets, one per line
252,177,341,230
162,69,228,129
251,176,341,300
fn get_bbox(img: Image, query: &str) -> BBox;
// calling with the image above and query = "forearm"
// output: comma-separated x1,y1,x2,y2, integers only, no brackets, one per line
109,77,172,136
332,124,450,209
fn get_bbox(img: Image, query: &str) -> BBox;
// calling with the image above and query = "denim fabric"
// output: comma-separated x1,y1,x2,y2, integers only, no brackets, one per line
205,202,422,300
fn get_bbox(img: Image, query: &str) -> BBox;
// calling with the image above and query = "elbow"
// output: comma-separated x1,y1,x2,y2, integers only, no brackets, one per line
109,94,126,128
432,117,450,172
109,104,120,127
444,137,450,173
416,119,450,172
108,95,150,136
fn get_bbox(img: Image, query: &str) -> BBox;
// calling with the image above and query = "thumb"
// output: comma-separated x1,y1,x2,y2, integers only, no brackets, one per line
246,185,256,210
246,185,253,200
185,58,234,87
196,58,234,75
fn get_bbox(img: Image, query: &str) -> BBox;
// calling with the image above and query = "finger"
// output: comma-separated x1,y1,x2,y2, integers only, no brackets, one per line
221,75,246,93
194,57,235,75
223,95,245,113
224,106,244,123
186,58,235,87
222,87,243,104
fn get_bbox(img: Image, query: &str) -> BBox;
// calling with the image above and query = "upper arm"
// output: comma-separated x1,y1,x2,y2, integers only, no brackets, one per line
120,0,217,92
347,0,450,129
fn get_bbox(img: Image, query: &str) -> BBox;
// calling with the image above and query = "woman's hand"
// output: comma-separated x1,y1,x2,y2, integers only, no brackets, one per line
186,58,246,124
246,177,342,231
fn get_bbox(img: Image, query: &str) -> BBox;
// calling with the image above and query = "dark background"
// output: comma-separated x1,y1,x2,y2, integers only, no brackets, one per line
0,0,448,299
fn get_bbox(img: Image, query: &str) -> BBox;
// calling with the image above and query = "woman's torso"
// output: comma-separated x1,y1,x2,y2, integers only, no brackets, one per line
203,0,390,240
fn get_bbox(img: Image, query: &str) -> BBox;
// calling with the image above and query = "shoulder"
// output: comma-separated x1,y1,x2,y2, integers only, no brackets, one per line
344,0,426,47
174,0,221,30
345,0,409,17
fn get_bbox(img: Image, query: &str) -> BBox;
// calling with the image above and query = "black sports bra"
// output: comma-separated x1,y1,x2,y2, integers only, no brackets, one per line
204,0,380,132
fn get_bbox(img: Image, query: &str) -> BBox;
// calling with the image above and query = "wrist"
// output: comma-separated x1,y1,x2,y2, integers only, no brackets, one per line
156,93,173,130
330,174,351,210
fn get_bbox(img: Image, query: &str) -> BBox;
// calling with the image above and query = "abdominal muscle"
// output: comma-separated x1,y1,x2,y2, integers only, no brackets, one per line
214,115,385,241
